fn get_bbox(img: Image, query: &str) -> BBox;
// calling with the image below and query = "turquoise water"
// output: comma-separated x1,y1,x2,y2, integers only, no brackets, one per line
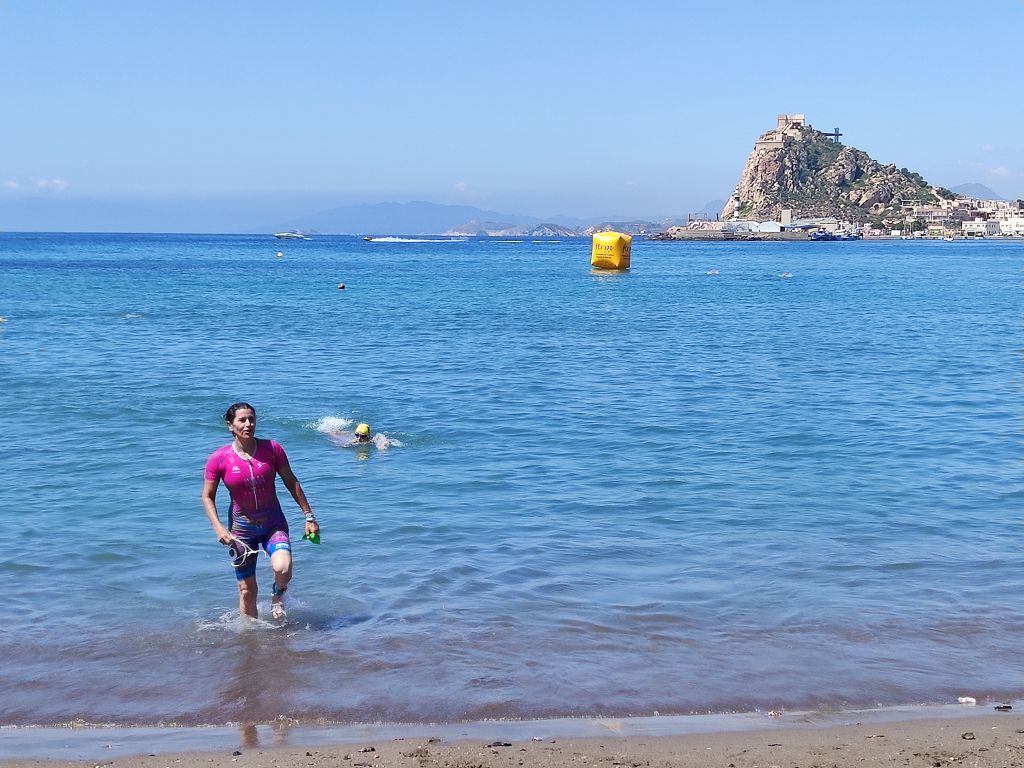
1,233,1022,727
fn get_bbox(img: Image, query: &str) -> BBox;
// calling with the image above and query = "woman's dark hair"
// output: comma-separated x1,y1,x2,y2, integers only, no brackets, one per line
224,402,256,423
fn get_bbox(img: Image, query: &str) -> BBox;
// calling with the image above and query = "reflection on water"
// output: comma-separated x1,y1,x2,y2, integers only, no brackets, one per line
238,722,259,749
217,632,290,724
237,719,291,750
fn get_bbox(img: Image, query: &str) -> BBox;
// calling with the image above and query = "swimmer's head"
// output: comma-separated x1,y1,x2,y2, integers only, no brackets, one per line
355,423,371,437
225,402,256,424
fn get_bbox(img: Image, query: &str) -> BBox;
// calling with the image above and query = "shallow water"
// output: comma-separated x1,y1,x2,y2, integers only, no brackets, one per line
1,233,1021,726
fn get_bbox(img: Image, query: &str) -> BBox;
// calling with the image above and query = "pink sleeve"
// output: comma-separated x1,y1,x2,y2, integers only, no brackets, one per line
204,449,223,481
271,440,289,469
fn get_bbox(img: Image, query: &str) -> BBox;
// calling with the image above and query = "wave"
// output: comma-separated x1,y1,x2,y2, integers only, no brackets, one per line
366,237,468,243
307,416,352,434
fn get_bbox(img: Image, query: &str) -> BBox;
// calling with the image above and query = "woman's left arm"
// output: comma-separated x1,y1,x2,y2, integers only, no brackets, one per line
278,460,320,537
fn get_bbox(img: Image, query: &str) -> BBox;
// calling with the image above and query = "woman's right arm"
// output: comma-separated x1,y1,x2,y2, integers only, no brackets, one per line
201,477,232,544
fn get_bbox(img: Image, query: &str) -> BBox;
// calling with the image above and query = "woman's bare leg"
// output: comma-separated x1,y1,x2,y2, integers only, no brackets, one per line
269,550,293,619
237,575,258,618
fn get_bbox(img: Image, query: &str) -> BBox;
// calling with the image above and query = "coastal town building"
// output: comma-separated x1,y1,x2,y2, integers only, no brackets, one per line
892,196,1021,237
786,217,840,233
998,218,1024,236
986,201,1023,220
962,219,1001,237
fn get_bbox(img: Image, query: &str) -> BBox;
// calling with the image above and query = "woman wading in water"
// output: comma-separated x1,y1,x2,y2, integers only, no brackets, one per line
202,402,320,620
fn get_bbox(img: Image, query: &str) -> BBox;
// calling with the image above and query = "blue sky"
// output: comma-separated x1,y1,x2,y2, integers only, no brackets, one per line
1,0,1021,222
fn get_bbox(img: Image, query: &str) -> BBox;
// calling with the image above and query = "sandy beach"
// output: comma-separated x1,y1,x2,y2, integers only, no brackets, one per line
4,713,1023,768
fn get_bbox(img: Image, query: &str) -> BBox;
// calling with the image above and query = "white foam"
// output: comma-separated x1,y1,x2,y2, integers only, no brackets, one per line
367,237,468,243
308,416,352,434
195,610,284,633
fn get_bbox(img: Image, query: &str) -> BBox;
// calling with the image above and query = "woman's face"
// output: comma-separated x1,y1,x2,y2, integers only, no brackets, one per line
228,408,256,440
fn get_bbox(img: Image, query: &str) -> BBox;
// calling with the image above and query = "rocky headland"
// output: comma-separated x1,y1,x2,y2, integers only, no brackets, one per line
721,113,955,224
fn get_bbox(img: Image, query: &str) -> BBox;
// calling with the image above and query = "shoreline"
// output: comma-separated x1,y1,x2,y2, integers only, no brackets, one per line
646,232,1024,242
2,702,1020,763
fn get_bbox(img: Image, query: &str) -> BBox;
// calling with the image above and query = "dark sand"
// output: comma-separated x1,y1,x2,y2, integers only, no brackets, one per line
4,713,1023,768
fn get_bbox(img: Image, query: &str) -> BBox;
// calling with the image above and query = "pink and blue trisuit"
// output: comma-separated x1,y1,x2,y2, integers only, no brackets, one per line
205,439,292,580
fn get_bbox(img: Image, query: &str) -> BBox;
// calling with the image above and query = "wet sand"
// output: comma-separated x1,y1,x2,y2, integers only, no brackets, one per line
4,713,1023,768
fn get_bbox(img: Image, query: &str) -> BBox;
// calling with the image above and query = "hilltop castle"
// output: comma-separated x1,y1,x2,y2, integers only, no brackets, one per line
753,113,808,150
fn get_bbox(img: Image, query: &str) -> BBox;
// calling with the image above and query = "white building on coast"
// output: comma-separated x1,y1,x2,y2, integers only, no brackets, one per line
997,218,1024,236
962,218,1001,237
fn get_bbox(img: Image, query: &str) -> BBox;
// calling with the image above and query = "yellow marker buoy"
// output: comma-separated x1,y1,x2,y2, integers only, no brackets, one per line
591,231,631,270
276,251,284,258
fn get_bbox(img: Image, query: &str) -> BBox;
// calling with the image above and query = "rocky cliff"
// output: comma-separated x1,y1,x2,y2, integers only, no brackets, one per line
722,118,953,222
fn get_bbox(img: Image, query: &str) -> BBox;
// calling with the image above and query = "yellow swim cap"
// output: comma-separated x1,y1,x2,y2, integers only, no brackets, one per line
355,423,371,436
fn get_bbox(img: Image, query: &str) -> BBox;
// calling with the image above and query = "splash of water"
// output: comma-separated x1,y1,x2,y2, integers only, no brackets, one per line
307,416,352,434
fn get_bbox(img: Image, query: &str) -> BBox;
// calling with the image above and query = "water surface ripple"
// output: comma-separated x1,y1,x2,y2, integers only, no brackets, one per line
1,233,1021,725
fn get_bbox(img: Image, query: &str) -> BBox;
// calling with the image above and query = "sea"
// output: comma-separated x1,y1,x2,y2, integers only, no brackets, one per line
1,233,1022,743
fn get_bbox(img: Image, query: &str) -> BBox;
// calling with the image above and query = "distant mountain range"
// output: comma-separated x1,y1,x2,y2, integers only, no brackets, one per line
948,183,1004,200
276,201,705,236
0,180,1010,236
443,220,580,237
0,197,709,235
277,201,575,235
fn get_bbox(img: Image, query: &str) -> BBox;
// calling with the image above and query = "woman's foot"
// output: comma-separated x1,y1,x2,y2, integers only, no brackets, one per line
271,582,287,620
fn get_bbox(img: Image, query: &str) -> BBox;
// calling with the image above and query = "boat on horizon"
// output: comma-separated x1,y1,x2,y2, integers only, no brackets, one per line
273,231,312,240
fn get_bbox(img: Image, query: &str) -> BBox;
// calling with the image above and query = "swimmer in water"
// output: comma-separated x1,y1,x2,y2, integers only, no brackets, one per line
331,422,391,449
201,402,320,620
352,423,372,444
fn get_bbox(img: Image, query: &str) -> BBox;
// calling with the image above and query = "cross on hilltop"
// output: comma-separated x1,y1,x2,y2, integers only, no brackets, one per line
821,127,843,143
